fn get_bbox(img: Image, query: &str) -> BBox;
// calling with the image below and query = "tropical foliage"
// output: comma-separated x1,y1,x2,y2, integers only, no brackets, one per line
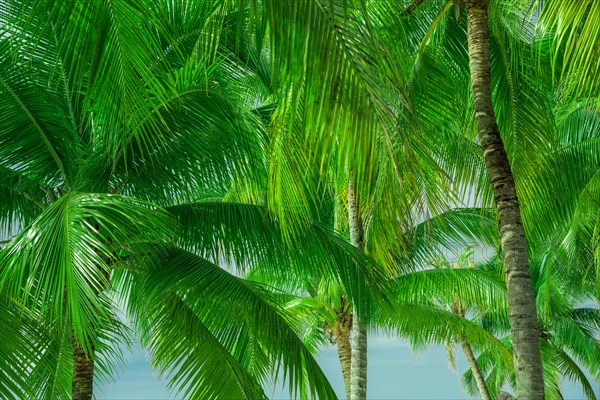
0,0,598,399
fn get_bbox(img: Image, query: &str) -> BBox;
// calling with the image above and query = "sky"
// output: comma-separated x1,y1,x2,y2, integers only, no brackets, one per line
96,334,598,400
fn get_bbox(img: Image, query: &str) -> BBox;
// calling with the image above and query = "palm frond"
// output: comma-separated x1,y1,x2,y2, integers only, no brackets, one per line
121,248,338,399
0,193,173,348
167,200,385,315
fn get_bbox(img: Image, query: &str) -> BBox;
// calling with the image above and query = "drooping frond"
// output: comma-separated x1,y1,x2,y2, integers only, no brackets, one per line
119,248,338,399
531,0,600,104
0,193,173,348
0,292,70,399
393,268,506,312
167,200,386,316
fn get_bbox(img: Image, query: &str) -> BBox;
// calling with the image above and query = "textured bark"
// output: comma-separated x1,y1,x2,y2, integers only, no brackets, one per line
348,179,365,252
335,318,352,399
348,179,367,400
350,315,368,400
461,341,492,400
72,338,94,400
465,1,544,398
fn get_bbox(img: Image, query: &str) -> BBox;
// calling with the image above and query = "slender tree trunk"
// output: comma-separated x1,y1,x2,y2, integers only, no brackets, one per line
461,341,492,400
350,314,368,400
72,338,94,400
465,1,544,398
451,279,491,400
498,391,516,400
348,179,367,400
336,321,352,399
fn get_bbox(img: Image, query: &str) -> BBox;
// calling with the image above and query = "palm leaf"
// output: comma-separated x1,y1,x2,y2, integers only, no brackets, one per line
120,248,338,399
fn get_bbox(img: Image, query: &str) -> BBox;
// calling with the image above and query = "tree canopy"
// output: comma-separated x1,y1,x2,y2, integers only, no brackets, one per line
0,0,598,399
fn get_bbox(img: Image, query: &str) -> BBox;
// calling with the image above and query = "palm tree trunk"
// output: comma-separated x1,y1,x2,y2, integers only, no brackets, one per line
465,1,544,398
460,341,492,400
336,324,352,399
350,315,368,400
348,179,367,400
498,391,516,400
72,338,94,400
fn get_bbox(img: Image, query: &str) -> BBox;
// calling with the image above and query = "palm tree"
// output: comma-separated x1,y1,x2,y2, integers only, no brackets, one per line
455,250,600,400
401,1,547,395
250,204,515,399
4,0,596,398
369,1,600,396
0,1,377,398
230,1,597,393
347,178,370,399
244,1,537,394
424,197,598,399
229,3,599,399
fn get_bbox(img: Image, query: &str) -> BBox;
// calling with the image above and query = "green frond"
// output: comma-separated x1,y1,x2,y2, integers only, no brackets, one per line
533,0,600,103
396,208,499,272
554,347,598,400
394,268,507,312
0,167,46,234
0,193,173,348
0,292,70,399
0,25,74,185
380,304,513,368
122,248,338,399
167,200,384,316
